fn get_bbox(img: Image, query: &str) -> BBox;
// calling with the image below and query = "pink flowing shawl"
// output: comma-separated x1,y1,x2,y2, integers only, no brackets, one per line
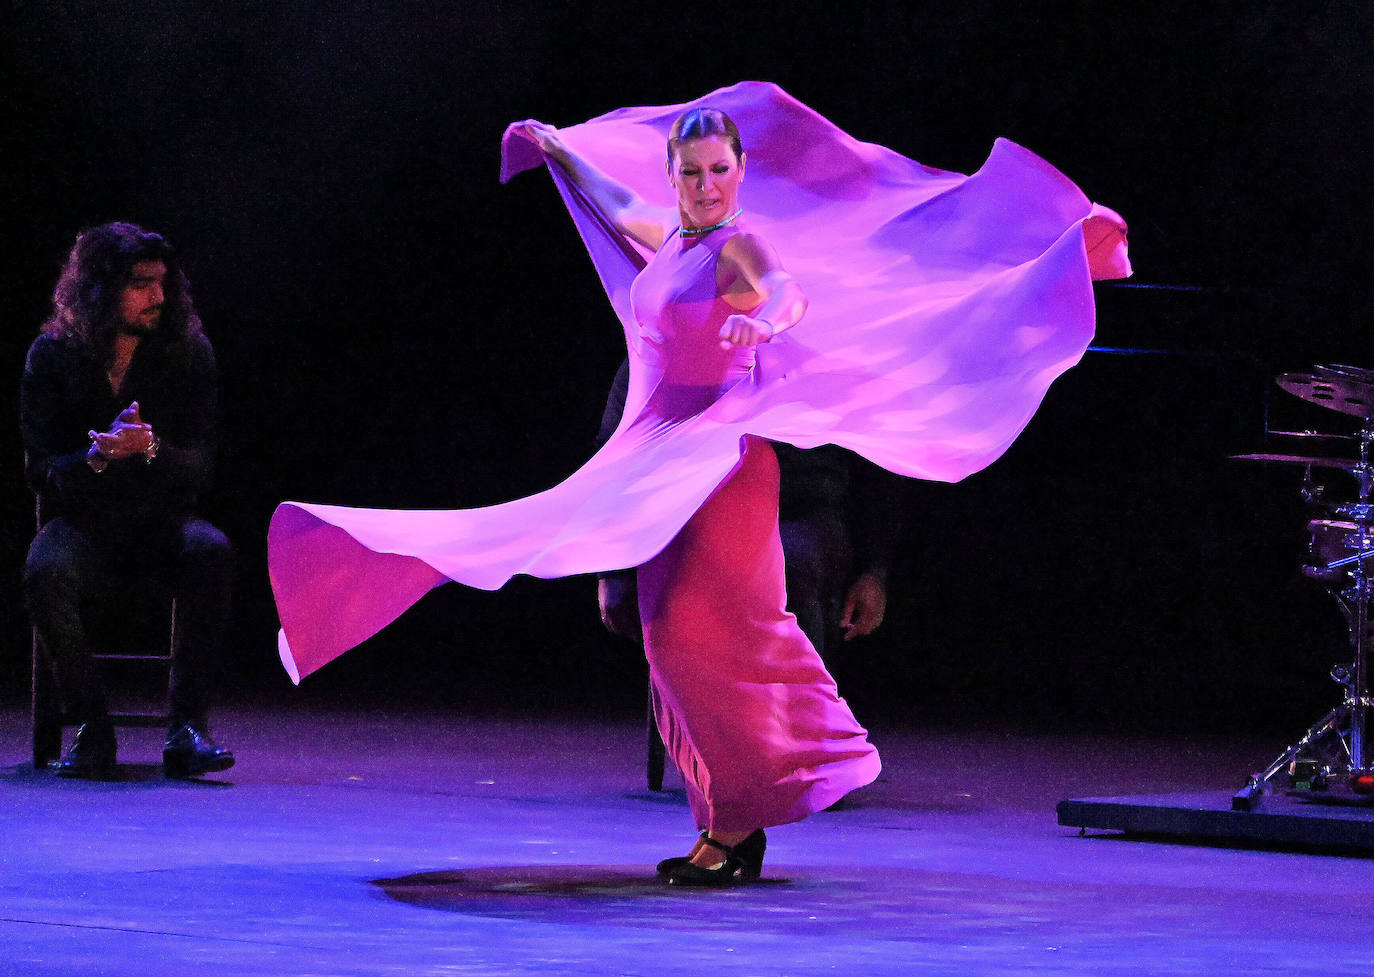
268,80,1129,683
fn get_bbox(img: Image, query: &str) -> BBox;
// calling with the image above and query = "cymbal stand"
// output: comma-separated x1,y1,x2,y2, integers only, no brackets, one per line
1233,419,1374,810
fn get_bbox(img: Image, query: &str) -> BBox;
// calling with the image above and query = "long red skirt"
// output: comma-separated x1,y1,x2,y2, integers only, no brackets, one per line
637,437,881,832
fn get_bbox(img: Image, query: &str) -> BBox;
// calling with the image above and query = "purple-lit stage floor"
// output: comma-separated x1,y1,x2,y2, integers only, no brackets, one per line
2,705,1372,977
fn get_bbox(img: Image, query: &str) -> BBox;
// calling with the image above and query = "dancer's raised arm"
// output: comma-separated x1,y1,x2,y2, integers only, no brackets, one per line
525,121,669,252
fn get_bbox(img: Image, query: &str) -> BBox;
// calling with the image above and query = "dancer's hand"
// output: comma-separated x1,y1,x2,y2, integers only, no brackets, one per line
718,314,774,349
839,571,887,641
525,121,566,158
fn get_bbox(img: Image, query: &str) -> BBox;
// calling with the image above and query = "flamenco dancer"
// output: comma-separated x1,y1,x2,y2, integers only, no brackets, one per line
267,82,1129,885
527,107,876,882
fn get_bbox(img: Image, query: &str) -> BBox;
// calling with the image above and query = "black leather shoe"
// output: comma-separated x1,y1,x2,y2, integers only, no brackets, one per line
52,723,117,779
656,831,709,876
666,829,766,886
163,724,235,778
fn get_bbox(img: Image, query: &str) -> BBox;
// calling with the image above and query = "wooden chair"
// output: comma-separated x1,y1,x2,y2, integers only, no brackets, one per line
29,498,175,770
31,601,176,770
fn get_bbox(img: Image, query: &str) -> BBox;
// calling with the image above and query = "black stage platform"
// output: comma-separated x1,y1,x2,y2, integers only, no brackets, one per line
1058,790,1374,851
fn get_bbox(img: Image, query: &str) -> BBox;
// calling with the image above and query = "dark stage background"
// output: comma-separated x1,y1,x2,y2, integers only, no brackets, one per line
3,2,1372,736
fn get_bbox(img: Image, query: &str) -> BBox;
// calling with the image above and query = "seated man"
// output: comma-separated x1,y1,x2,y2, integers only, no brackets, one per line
773,440,901,657
21,222,235,779
594,359,904,654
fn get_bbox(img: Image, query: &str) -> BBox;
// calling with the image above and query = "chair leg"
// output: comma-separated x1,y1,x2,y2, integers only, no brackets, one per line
32,631,62,770
29,596,179,771
647,683,665,792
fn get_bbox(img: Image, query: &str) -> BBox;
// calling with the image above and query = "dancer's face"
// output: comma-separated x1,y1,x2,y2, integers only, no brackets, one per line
118,259,166,334
669,135,745,230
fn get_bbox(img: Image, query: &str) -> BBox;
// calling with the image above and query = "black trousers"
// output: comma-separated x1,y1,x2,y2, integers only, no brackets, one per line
23,515,233,729
779,508,853,660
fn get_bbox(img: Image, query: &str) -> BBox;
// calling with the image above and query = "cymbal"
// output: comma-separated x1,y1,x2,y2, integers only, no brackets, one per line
1269,429,1356,442
1229,452,1363,471
1277,372,1374,419
1315,363,1374,384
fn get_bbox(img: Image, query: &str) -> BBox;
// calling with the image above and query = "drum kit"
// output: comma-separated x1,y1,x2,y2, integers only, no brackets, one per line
1231,363,1374,811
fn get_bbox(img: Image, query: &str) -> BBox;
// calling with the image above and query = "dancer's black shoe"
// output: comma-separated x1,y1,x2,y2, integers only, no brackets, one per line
656,830,709,876
665,829,765,886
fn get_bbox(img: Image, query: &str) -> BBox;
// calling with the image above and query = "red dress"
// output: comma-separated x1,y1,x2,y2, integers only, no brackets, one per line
628,224,880,831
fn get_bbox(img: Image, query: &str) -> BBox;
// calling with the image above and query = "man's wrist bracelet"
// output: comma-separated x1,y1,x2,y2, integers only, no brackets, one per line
86,442,108,473
144,433,160,463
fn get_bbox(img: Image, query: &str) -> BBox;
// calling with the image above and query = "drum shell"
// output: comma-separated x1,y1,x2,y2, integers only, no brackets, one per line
1302,519,1365,583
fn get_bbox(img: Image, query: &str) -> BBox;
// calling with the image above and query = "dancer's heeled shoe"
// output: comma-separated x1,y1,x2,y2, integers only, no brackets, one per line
665,829,766,886
656,830,709,876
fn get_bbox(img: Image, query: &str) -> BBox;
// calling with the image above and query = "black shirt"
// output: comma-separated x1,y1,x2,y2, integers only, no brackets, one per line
20,330,217,530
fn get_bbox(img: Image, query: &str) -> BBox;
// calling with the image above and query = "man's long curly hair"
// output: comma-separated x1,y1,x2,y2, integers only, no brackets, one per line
42,221,203,359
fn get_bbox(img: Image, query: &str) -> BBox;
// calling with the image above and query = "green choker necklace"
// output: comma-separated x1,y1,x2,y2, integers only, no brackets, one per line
680,208,742,237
